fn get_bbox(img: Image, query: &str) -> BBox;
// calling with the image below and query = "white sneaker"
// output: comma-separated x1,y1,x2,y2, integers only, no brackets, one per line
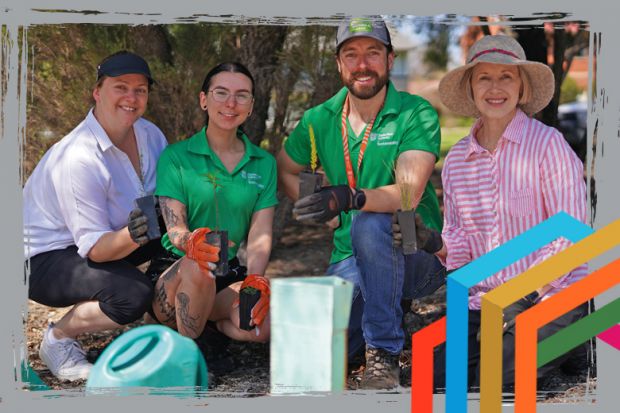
39,323,92,381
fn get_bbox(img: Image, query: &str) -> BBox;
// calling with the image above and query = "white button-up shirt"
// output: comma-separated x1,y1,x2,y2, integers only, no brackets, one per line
23,109,167,259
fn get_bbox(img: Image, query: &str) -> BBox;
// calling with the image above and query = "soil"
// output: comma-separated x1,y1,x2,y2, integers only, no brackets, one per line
25,171,596,402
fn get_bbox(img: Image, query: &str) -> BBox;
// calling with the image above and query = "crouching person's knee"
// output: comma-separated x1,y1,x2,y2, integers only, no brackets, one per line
351,212,392,256
100,277,154,325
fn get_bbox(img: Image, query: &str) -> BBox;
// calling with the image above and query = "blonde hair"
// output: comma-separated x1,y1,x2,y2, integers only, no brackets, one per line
463,64,534,113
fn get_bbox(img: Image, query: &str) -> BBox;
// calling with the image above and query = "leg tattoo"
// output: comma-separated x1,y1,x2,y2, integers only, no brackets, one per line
155,282,177,326
176,292,201,337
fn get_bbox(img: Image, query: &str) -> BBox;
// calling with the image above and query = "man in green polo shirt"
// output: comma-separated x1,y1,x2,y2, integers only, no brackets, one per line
277,16,446,389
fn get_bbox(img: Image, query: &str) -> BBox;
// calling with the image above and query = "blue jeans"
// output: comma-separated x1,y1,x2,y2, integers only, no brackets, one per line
351,212,446,355
326,256,366,359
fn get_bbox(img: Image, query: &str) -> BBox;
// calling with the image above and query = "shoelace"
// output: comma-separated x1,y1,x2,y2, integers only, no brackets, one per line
57,340,88,368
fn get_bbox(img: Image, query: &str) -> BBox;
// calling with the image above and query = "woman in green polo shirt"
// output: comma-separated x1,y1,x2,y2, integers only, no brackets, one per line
147,62,278,346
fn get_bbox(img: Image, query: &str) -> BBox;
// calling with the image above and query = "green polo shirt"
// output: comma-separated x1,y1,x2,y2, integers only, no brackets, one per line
284,81,442,264
156,128,278,258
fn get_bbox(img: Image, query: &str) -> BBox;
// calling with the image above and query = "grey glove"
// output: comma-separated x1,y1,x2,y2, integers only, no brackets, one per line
128,208,149,246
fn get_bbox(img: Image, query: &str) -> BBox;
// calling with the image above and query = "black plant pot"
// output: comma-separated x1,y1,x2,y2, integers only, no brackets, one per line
396,209,417,255
206,230,229,277
134,195,161,240
238,288,261,331
298,171,323,199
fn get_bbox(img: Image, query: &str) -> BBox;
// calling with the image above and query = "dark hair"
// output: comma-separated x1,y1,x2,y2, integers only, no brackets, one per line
201,62,255,127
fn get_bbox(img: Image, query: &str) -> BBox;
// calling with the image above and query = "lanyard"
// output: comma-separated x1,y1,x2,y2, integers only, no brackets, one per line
341,94,377,189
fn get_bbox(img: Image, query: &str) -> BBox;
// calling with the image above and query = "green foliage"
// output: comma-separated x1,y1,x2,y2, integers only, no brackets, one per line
423,25,450,72
25,23,341,182
560,75,583,104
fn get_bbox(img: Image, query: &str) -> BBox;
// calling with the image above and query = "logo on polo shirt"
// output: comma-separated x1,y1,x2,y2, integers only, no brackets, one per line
240,170,265,189
370,132,397,146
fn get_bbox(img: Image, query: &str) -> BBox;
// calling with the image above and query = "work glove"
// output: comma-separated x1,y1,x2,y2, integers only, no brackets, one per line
128,208,149,246
184,227,220,275
238,274,270,327
293,185,357,222
392,212,443,254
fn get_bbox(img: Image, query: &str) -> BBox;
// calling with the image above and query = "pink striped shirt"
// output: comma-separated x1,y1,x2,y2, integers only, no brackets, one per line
441,110,587,310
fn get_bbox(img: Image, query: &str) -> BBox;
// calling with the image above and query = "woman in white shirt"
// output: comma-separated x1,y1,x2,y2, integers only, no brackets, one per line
23,51,167,382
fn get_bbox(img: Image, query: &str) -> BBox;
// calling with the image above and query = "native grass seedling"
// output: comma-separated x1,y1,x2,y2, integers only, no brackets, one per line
298,123,323,199
205,173,229,276
394,161,418,255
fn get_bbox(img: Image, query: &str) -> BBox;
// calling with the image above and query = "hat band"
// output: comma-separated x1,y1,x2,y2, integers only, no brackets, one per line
468,48,520,64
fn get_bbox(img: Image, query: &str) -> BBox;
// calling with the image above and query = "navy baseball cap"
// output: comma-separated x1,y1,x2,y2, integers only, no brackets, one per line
97,51,154,85
336,17,392,50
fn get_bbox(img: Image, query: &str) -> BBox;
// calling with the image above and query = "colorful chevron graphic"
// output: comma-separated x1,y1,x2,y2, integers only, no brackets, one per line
410,212,620,413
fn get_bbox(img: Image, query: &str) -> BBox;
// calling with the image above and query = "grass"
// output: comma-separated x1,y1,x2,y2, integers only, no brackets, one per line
437,127,470,169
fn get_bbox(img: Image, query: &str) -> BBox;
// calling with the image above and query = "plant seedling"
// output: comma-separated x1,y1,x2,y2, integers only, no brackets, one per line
238,286,261,331
298,124,323,199
206,230,229,276
204,173,229,276
395,165,417,255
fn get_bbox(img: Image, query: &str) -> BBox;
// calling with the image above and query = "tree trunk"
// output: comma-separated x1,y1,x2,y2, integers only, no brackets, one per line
236,26,289,146
128,25,173,65
542,30,566,128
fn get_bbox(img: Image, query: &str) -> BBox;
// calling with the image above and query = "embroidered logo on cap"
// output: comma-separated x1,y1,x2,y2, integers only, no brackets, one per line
349,18,373,33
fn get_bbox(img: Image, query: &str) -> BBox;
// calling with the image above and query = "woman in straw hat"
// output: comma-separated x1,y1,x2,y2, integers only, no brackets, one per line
394,34,588,389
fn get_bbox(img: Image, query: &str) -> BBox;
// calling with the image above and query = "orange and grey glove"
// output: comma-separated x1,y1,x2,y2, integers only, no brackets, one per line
240,274,270,327
184,227,220,274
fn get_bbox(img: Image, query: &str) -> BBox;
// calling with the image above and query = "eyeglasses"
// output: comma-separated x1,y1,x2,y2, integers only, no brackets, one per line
208,89,254,105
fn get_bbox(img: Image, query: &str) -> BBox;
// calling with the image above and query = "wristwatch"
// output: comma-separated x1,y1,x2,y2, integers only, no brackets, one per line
352,189,366,210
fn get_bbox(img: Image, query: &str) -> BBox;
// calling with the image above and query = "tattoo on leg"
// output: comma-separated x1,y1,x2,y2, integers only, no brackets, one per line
176,292,201,337
154,283,176,326
162,259,182,282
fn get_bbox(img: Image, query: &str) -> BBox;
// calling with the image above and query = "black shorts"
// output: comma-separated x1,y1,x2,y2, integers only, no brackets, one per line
27,240,164,325
144,250,247,322
144,249,247,293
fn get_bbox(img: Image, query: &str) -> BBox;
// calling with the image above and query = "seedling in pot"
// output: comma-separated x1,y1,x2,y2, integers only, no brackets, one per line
205,173,229,277
205,230,229,276
298,124,323,199
238,286,260,331
395,170,417,255
134,195,161,240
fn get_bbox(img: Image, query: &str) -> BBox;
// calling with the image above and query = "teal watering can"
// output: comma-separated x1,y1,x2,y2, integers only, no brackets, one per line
86,325,208,395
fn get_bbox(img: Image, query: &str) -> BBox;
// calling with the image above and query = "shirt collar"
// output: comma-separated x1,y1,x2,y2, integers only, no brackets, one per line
323,80,401,121
86,108,115,152
85,108,146,153
465,109,528,159
187,127,265,159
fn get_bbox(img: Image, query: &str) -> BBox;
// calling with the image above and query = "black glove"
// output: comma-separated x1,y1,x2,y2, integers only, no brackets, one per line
128,208,149,246
293,185,356,222
392,212,443,254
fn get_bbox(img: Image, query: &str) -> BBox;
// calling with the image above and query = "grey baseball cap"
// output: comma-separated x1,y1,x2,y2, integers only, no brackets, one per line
336,17,392,50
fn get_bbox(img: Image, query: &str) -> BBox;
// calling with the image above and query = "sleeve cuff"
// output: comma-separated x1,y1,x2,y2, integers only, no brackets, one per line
76,230,110,258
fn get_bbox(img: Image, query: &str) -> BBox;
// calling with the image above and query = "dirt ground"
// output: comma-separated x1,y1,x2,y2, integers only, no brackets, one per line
25,170,596,402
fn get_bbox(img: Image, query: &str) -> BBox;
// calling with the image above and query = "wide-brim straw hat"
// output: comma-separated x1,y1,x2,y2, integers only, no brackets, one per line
439,35,554,117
